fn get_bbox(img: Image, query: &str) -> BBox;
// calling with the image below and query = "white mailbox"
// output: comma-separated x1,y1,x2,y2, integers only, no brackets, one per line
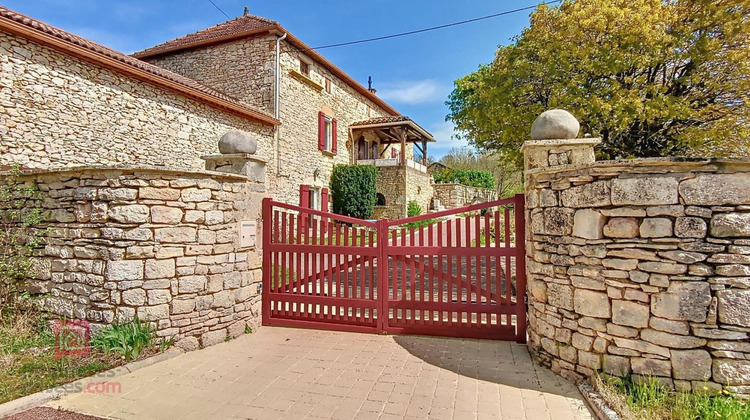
239,220,257,248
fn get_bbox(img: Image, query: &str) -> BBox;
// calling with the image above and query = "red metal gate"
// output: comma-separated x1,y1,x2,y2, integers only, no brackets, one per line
261,195,526,342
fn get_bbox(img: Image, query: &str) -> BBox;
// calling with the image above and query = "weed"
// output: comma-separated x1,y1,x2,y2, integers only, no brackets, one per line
244,325,253,334
91,317,156,362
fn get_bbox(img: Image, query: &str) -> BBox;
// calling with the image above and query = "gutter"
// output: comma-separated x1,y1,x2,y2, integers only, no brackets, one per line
274,32,287,175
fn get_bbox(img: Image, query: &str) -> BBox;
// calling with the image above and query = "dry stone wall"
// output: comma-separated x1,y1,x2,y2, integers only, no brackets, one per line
433,183,496,210
0,32,273,171
7,166,265,350
524,140,750,396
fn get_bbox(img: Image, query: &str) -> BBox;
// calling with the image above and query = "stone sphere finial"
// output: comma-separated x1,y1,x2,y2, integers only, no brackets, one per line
530,109,580,140
218,130,257,154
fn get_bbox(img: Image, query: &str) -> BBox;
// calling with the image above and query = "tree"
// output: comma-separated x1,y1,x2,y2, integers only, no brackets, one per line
330,165,377,219
447,0,750,166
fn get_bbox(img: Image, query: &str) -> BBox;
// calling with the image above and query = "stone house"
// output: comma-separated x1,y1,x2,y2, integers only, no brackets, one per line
0,6,436,219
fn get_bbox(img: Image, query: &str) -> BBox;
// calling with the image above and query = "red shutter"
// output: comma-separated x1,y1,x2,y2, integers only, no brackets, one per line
300,185,310,229
321,188,329,212
331,119,338,155
318,112,326,151
321,187,329,231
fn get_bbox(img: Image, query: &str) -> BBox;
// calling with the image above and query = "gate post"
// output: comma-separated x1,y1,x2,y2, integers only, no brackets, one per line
514,193,527,343
261,197,272,326
376,219,389,333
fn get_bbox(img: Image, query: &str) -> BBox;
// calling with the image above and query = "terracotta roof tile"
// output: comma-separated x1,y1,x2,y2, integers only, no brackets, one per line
134,15,277,58
0,6,278,125
350,116,414,126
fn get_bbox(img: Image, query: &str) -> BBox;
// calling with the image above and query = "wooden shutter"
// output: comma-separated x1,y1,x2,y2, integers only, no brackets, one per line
321,187,329,231
318,112,326,151
331,119,338,155
300,185,310,229
321,188,329,212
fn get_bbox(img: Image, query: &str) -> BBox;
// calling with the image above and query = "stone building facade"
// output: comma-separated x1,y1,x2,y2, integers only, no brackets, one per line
524,137,750,396
136,14,424,212
8,163,266,350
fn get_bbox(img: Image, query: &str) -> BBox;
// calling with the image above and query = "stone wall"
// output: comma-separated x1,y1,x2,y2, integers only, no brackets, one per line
6,165,266,350
524,138,750,396
0,31,274,171
372,166,432,220
432,183,496,210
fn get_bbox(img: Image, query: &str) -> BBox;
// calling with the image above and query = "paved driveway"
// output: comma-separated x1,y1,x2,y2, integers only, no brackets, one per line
46,328,592,420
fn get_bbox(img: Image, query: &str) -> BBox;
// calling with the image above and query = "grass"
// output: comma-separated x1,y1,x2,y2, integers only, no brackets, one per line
594,374,749,420
0,309,173,404
0,310,118,404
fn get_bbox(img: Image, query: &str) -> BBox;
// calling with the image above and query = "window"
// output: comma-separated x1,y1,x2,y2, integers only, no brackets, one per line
324,78,331,93
300,60,310,77
317,112,337,154
376,193,386,206
308,187,320,210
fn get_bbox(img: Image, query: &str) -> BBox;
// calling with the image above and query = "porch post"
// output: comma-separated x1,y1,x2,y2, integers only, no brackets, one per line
400,129,406,165
422,139,427,165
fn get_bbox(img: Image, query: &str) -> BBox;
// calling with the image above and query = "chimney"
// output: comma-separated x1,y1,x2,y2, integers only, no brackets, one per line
243,6,250,16
367,76,377,94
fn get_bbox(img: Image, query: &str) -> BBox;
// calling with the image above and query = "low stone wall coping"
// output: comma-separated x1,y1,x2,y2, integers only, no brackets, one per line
200,153,269,164
7,164,249,181
521,138,602,152
526,156,750,176
433,182,495,193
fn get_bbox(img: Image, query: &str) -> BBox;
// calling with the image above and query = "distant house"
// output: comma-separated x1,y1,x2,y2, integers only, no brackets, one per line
427,162,450,174
0,7,436,218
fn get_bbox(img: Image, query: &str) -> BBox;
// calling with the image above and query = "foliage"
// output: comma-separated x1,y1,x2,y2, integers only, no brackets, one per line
91,317,160,362
595,374,749,420
330,165,377,219
433,168,496,190
437,147,522,197
0,165,45,312
407,200,422,218
447,0,750,165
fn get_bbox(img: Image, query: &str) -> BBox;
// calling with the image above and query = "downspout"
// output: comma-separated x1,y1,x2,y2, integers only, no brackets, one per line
274,32,287,175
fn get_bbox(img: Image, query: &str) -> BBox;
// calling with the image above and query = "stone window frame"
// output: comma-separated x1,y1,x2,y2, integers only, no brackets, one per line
324,78,332,94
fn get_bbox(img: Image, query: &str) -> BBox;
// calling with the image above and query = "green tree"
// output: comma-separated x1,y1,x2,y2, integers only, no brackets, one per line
330,165,377,219
447,0,750,165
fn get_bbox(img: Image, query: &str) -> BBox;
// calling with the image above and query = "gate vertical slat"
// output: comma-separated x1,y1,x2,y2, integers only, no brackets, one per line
447,220,454,326
504,206,512,323
484,213,492,324
437,221,444,324
515,194,527,343
295,212,302,318
474,214,481,324
427,223,434,326
261,198,271,327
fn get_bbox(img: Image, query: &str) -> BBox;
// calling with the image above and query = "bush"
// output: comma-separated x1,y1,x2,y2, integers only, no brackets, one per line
0,166,45,312
407,200,422,217
432,169,495,189
330,165,377,219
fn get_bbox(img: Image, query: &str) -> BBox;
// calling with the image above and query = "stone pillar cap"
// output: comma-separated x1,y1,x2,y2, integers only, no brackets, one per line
531,109,580,140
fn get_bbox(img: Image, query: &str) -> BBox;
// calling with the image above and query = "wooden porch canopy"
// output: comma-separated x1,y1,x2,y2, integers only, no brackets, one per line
350,116,435,164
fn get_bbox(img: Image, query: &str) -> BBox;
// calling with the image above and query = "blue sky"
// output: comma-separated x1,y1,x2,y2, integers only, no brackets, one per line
4,0,539,158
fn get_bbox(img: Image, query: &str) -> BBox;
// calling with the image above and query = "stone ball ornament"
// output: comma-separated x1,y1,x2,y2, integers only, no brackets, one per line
530,109,580,140
218,130,257,154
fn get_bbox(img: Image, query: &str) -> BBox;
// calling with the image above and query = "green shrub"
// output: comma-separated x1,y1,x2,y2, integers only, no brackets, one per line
92,317,159,361
0,165,46,312
330,165,377,219
407,200,422,217
432,169,495,189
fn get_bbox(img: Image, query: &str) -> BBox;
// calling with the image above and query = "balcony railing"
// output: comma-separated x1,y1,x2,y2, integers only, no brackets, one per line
356,158,427,173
